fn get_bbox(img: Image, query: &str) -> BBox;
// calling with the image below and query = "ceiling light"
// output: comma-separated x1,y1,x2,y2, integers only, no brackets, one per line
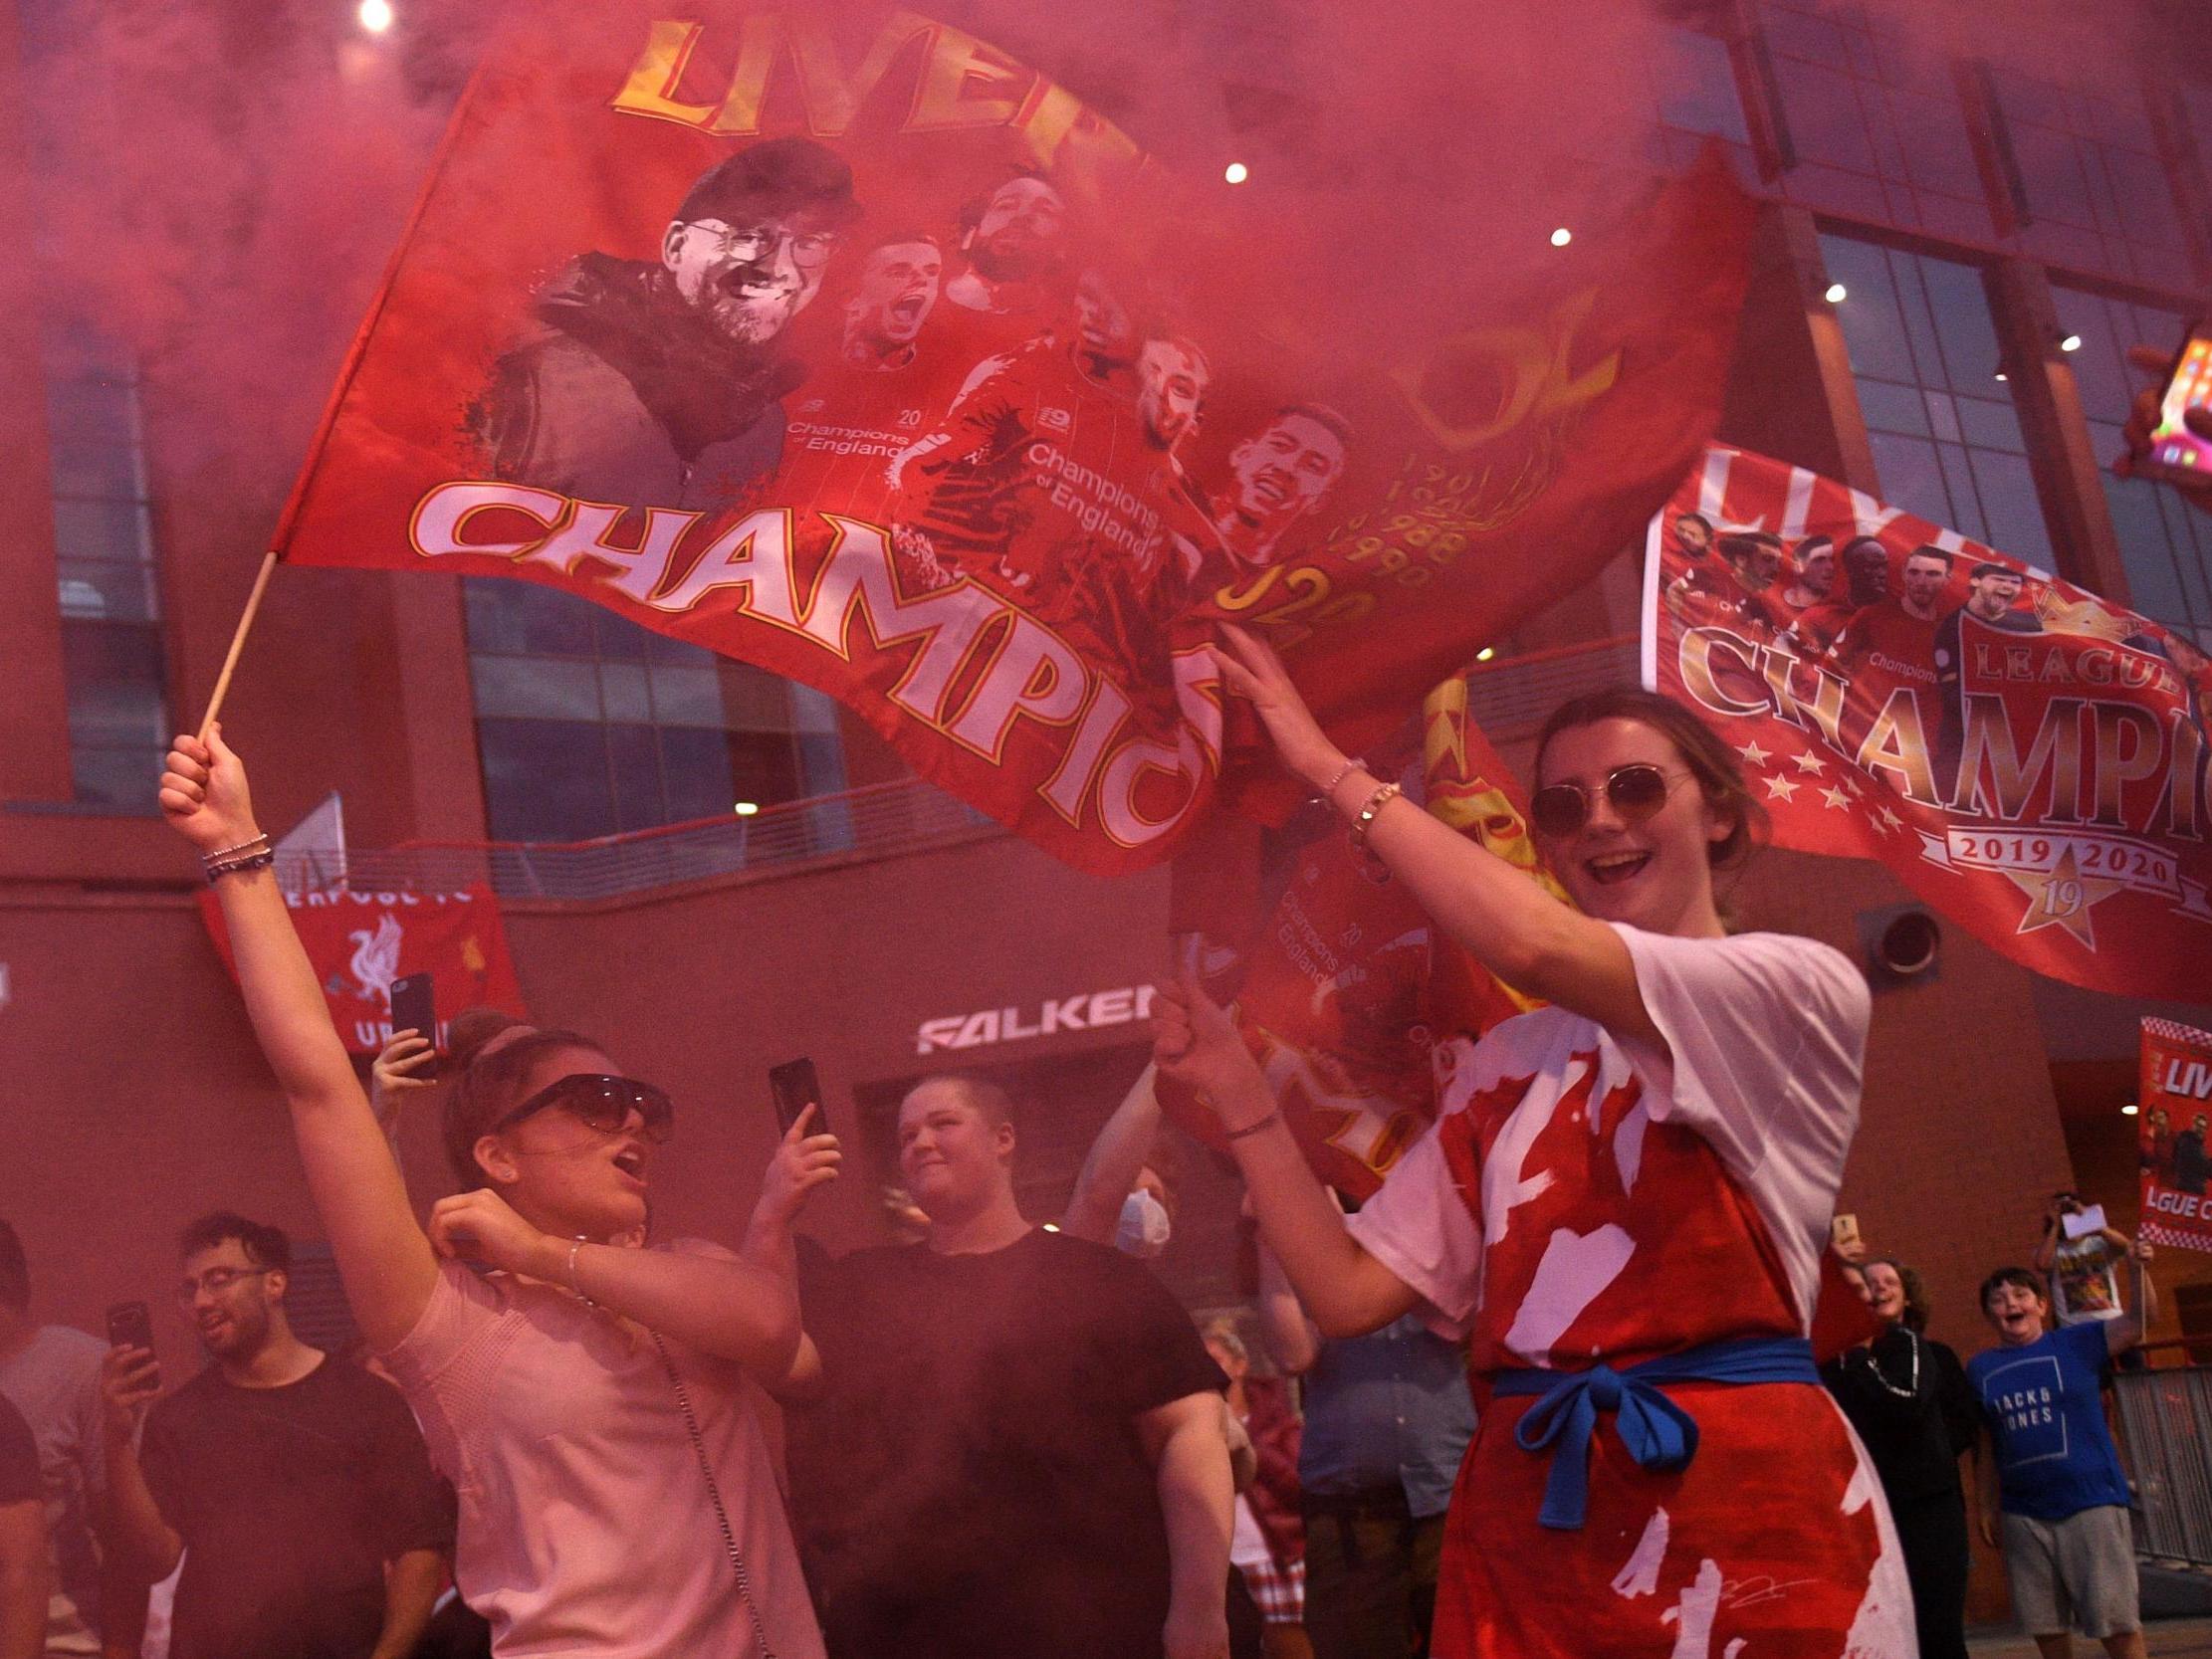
1824,282,1848,304
733,801,761,817
2060,333,2082,352
1474,646,1496,662
358,0,394,32
1223,161,1248,185
1994,371,2008,382
2122,1103,2139,1117
1549,227,1572,248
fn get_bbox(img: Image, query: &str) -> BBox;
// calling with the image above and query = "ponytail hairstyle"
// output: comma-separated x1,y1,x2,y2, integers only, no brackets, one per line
1533,687,1768,871
439,1008,608,1189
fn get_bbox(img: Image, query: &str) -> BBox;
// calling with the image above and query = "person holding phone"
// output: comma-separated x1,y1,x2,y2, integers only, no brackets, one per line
2116,337,2212,511
155,726,822,1659
2030,1192,2132,1331
98,1212,451,1659
1155,627,1908,1659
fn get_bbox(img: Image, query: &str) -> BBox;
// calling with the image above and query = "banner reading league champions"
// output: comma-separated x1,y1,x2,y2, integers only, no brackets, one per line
1644,446,2212,1000
2139,1018,2212,1251
273,5,1754,875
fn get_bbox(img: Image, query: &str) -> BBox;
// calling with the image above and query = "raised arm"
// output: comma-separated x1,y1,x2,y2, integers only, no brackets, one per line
1253,1229,1322,1375
2106,1238,2157,1360
1213,627,1659,1047
1155,972,1416,1339
741,1104,839,1395
1062,1064,1165,1244
160,730,441,1351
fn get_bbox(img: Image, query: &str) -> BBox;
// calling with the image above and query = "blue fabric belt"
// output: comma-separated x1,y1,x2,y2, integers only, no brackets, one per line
1490,1335,1820,1530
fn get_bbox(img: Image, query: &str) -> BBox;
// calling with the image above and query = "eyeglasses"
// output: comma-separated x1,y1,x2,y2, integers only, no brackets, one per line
173,1268,271,1306
679,221,839,271
492,1074,675,1143
1529,762,1692,839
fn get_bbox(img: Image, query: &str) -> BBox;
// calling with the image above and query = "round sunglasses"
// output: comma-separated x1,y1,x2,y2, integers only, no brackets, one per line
493,1074,675,1143
1529,762,1693,839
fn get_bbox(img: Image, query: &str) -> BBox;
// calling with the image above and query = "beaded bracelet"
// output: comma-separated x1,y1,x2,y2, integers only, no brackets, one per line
203,848,276,885
202,831,271,864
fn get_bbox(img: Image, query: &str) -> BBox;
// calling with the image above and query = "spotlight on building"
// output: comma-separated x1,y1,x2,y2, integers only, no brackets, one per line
2060,333,2083,352
1223,161,1248,185
1824,282,1847,304
2122,1103,2140,1117
1474,646,1496,662
734,801,761,817
1858,904,1941,985
1994,370,2009,382
1549,227,1572,248
358,0,394,32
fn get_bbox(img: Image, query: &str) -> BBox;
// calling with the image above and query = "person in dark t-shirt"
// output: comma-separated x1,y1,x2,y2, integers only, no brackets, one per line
99,1213,452,1659
0,1395,45,1659
766,1073,1232,1659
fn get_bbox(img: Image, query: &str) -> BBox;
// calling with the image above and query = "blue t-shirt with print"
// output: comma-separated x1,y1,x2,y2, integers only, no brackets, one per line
1967,1320,2129,1521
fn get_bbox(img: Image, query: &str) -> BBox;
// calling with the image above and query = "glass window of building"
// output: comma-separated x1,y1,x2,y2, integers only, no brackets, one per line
1818,235,2053,566
1988,72,2194,288
464,580,848,843
1636,24,1757,177
47,319,169,811
1759,0,1997,242
2052,288,2212,645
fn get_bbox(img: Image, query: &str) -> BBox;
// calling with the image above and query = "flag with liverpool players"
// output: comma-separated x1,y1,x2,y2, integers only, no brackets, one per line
1644,445,2212,999
2140,1017,2212,1252
269,3,1755,875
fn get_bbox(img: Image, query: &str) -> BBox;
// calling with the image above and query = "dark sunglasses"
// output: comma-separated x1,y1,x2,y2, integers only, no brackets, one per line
1529,762,1691,839
493,1074,675,1143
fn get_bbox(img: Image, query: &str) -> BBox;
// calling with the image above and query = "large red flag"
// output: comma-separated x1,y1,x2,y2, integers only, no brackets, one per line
274,5,1753,875
1645,445,2212,999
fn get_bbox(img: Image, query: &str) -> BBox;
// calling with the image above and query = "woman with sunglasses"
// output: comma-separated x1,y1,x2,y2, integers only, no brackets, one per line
157,727,823,1659
1154,628,1908,1658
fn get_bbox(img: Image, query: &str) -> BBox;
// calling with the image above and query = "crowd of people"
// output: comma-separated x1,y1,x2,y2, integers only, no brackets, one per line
0,365,2204,1659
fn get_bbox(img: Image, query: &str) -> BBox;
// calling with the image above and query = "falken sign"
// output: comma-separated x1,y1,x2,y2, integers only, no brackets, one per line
915,984,1157,1055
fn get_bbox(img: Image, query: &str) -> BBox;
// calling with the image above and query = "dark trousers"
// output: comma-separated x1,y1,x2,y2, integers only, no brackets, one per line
1893,1488,1971,1659
1301,1491,1444,1659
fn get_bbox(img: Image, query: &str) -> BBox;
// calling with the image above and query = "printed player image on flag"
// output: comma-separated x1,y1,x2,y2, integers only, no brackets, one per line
271,4,1754,875
2140,1017,2212,1253
1644,444,2212,1000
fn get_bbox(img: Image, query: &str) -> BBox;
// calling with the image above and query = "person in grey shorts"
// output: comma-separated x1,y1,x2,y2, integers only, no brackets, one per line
1968,1253,2155,1659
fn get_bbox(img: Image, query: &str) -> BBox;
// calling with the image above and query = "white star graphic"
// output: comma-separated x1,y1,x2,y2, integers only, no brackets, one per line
1763,772,1802,802
1842,776,1865,799
1877,806,1903,832
1737,740,1770,767
1788,751,1825,775
1821,786,1852,810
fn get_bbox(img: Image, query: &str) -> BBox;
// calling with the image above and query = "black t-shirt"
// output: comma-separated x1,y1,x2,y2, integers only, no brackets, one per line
1820,1328,1975,1506
0,1394,38,1506
789,1228,1225,1659
140,1353,455,1659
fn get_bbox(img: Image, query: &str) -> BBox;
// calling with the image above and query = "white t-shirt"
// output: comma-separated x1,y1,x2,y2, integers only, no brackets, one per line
1349,926,1870,1361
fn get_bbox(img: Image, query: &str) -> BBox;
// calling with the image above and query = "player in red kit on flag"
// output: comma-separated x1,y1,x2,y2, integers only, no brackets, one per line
935,168,1074,365
1782,536,1887,657
1188,405,1352,599
778,234,946,523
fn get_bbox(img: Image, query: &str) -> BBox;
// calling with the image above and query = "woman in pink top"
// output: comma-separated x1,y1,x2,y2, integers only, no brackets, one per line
159,728,824,1659
1154,629,1911,1659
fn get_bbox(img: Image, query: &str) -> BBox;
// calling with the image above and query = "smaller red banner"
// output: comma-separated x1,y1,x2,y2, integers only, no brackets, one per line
2139,1016,2212,1253
198,886,526,1056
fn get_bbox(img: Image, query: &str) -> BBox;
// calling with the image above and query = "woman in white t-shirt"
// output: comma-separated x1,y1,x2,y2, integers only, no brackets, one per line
158,727,824,1659
1154,628,1911,1659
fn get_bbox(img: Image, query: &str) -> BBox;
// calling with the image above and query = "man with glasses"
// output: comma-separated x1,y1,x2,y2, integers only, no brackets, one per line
478,134,861,509
99,1213,453,1659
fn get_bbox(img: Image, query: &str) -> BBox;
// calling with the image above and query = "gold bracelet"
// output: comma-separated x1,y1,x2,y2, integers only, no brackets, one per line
1347,781,1404,850
566,1236,597,1307
1318,756,1361,801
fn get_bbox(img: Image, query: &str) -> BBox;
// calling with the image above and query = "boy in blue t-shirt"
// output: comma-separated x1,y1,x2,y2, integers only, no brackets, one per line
1969,1246,2154,1659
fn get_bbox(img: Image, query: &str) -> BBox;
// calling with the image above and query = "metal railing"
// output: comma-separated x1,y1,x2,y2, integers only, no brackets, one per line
2115,1366,2212,1566
279,775,994,903
270,635,1639,905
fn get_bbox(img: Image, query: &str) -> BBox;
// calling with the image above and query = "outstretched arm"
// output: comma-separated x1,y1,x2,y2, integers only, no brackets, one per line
1155,973,1416,1339
1062,1064,1165,1244
160,730,441,1353
2107,1238,2157,1359
1212,627,1659,1047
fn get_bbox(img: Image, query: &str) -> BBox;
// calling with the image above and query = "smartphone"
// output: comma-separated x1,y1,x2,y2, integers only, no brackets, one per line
769,1058,828,1137
2139,320,2212,485
1829,1212,1862,1254
106,1300,155,1355
388,972,439,1074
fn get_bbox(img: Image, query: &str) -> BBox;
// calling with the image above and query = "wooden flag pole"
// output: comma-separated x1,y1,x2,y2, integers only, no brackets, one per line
196,549,279,741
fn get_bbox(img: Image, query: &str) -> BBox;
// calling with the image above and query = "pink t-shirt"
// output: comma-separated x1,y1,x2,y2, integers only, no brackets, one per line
379,1242,823,1659
1349,925,1871,1364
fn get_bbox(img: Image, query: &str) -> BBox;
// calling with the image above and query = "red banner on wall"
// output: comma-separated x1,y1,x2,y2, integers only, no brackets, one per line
1645,446,2212,1000
271,5,1752,876
2141,1018,2212,1252
1162,673,1568,1196
198,886,526,1056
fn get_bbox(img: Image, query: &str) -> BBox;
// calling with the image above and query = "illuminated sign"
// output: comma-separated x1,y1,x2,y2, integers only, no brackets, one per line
915,985,1158,1055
